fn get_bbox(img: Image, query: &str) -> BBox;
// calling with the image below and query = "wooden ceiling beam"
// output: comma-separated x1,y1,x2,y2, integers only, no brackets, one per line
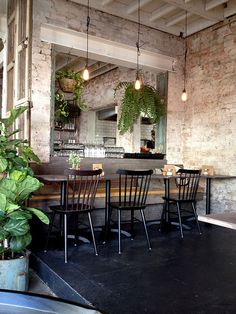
126,0,152,15
149,4,176,22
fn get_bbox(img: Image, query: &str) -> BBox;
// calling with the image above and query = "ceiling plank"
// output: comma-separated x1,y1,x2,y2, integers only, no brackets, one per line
126,0,152,15
205,0,228,11
223,1,236,17
149,4,177,22
102,0,114,6
166,12,192,27
162,0,224,21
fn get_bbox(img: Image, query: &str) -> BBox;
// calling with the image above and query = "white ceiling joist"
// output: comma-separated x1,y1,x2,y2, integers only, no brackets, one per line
127,0,152,15
149,4,176,22
69,0,236,37
102,0,114,7
162,0,224,21
41,23,176,73
205,0,228,11
166,12,192,27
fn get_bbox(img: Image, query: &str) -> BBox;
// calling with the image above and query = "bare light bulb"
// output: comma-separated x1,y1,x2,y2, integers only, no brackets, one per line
181,89,187,102
135,79,141,90
83,68,89,81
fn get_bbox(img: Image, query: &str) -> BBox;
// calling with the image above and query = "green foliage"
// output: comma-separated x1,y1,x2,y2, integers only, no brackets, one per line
114,82,165,134
68,152,80,169
0,106,49,258
54,92,70,126
56,68,86,110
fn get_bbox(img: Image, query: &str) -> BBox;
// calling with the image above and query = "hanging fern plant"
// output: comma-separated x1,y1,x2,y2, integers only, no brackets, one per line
114,82,165,134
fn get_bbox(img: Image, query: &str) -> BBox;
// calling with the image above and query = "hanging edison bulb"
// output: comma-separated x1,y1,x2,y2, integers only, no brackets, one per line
83,0,90,81
83,67,89,81
135,77,141,90
181,11,188,102
181,88,187,102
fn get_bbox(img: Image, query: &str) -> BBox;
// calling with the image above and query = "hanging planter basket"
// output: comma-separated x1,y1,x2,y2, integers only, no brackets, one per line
59,78,77,93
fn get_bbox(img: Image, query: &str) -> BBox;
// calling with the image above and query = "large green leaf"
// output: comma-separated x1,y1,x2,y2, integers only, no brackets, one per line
21,146,41,164
27,207,49,224
10,169,26,182
8,210,32,220
0,226,8,241
0,156,8,172
4,219,30,236
5,201,20,213
10,233,32,252
0,193,7,211
0,178,17,202
1,106,28,131
16,176,43,201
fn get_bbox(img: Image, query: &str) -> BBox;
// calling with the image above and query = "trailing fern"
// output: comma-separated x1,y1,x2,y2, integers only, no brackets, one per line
114,82,165,134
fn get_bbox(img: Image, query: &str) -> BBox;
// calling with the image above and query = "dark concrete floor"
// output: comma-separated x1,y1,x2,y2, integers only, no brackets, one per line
32,223,236,314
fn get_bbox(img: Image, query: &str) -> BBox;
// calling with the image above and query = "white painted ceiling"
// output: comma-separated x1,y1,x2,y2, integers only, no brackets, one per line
70,0,236,37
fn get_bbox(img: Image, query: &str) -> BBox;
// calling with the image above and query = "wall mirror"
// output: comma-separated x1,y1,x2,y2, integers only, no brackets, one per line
53,50,167,158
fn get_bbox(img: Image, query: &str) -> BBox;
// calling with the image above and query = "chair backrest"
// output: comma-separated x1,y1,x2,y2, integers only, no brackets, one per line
174,169,201,201
116,169,153,208
64,169,102,211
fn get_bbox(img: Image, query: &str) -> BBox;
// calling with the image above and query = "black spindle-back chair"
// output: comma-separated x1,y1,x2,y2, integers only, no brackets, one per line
110,169,153,254
45,169,102,263
162,169,202,238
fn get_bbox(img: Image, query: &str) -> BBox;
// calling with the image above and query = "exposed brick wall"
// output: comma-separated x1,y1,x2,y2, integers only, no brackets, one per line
181,22,236,212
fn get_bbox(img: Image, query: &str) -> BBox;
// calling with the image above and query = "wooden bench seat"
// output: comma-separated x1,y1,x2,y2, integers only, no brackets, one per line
30,186,204,203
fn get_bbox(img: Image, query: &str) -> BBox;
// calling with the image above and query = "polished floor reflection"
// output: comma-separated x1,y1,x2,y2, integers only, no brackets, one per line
32,223,236,314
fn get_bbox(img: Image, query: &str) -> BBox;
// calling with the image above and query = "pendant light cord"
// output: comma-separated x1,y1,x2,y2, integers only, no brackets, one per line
86,0,90,68
183,10,187,89
136,0,141,79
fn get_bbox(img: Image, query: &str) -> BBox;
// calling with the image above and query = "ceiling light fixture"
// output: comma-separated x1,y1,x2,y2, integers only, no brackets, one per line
83,0,90,81
135,0,141,90
181,10,188,102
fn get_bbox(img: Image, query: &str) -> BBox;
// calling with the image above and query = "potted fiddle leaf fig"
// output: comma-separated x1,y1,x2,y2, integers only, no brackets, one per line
0,106,49,291
114,82,165,134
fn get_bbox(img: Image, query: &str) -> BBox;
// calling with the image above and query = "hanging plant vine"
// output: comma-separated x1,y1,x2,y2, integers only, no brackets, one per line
114,82,165,134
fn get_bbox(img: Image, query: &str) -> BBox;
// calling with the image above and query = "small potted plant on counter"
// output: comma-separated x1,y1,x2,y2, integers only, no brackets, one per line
68,152,81,170
0,106,49,291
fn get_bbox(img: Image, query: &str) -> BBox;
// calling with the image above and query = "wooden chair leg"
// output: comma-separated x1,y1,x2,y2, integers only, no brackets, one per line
88,212,98,256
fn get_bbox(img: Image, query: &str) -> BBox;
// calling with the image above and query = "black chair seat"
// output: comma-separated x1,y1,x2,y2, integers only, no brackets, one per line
110,202,146,211
49,203,92,213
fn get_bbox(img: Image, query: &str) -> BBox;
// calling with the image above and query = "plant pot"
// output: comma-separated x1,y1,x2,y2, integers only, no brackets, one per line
59,78,77,93
0,251,30,291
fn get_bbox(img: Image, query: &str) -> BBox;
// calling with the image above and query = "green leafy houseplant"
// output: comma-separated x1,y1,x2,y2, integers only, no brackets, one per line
54,92,70,127
114,82,165,134
0,106,49,260
56,68,86,110
68,152,81,169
